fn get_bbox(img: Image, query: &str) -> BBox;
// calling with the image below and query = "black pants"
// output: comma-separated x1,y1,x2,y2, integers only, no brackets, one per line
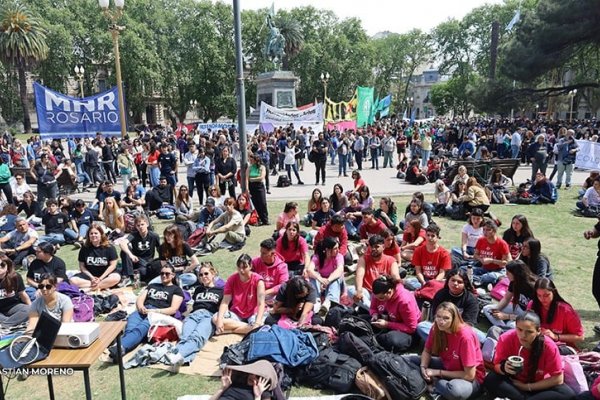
375,330,412,353
354,150,363,170
9,247,34,269
484,372,575,400
218,180,236,199
102,161,116,183
249,181,268,225
195,172,210,205
314,158,326,184
137,162,147,187
120,252,161,282
593,256,600,309
0,182,12,204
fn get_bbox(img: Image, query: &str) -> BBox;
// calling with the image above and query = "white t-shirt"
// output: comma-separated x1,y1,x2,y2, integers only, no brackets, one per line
584,187,600,207
30,292,73,321
462,224,483,248
7,227,38,247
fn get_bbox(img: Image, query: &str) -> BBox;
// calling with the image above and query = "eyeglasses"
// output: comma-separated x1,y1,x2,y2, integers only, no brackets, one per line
38,284,53,290
160,272,173,277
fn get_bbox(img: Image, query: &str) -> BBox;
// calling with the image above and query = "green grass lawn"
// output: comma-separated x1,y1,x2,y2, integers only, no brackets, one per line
8,188,600,399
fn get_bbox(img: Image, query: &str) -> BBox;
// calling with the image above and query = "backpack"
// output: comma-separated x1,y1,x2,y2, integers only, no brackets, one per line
175,221,195,241
124,212,137,233
295,348,361,393
338,315,382,352
368,351,427,400
355,366,389,400
337,331,375,365
57,282,95,322
276,175,291,188
157,207,175,219
187,227,206,247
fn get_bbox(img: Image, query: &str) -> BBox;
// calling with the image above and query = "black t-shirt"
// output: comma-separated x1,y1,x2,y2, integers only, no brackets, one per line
27,257,68,283
312,139,328,160
159,243,194,268
275,281,317,309
69,209,94,227
219,385,254,400
159,153,177,174
191,284,224,313
0,274,25,314
78,245,118,277
431,287,479,326
508,281,534,310
42,211,68,234
98,190,122,203
216,157,237,178
127,231,160,260
18,202,42,218
312,209,335,227
144,283,184,309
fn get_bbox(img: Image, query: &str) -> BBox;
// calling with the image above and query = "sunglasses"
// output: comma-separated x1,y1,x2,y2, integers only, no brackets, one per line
199,272,211,276
160,272,173,277
38,284,54,290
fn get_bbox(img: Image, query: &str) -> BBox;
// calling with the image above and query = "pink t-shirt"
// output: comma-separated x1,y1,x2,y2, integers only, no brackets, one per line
475,236,510,271
425,324,486,384
276,236,308,263
526,301,584,347
591,375,600,399
311,253,343,278
493,329,563,383
224,272,263,319
277,212,300,236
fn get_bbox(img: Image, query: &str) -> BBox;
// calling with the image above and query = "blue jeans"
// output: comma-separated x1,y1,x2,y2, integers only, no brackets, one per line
311,277,343,303
344,220,359,237
149,273,197,288
149,166,160,187
467,266,506,286
370,149,379,169
408,355,481,400
346,285,371,307
383,151,394,168
421,150,431,167
64,224,90,241
482,303,525,329
122,310,152,351
338,154,348,176
511,145,520,159
187,176,195,197
417,321,486,344
38,232,65,245
176,309,215,363
404,277,425,291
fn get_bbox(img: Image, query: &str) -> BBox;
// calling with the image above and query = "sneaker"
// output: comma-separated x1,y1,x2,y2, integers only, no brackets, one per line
118,277,133,288
73,241,82,249
318,299,331,317
166,351,184,373
108,345,126,364
298,181,304,185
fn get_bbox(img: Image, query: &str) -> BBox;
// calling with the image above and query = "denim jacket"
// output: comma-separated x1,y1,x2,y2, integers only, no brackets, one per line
247,325,318,367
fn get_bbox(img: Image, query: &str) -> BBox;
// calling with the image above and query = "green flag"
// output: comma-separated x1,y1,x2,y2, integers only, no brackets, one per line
368,95,379,125
356,86,374,127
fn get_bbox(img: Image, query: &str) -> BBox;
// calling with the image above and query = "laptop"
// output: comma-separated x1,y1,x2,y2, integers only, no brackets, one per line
0,311,62,369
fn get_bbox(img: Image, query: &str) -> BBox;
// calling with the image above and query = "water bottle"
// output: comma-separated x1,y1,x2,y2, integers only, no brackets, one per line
420,301,431,322
467,264,474,285
133,271,141,290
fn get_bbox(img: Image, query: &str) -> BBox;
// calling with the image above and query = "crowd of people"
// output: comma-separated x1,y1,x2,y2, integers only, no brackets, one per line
0,116,599,400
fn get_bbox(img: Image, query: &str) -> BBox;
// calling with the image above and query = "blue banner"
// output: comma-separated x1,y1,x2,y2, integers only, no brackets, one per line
34,82,123,138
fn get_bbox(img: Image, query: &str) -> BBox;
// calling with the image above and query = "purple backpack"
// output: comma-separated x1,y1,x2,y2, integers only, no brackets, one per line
57,282,95,322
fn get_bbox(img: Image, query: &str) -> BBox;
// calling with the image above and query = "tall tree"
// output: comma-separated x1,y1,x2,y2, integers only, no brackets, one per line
0,2,48,132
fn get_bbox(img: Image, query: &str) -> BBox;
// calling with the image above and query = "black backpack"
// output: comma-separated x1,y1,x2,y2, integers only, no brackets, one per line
337,331,374,365
295,348,361,393
368,351,427,400
338,316,382,351
276,175,291,187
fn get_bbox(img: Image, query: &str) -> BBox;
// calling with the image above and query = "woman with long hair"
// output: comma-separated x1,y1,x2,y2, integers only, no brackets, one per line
215,146,237,198
484,311,575,399
404,198,429,230
459,177,490,213
165,263,224,371
102,196,125,234
503,214,535,260
329,184,348,213
521,238,553,279
175,185,198,222
276,202,299,237
307,236,345,315
71,224,121,290
358,185,374,209
310,197,335,231
194,147,211,205
155,225,199,288
452,208,484,266
529,278,584,351
276,221,309,278
483,260,537,329
17,191,42,224
369,275,420,352
146,142,161,188
447,181,467,214
132,138,145,186
411,302,485,400
234,193,253,235
246,153,268,226
374,196,398,233
109,264,184,359
304,188,323,226
485,167,510,204
265,276,316,328
400,219,426,262
0,258,30,327
208,185,225,210
27,273,73,331
433,180,451,216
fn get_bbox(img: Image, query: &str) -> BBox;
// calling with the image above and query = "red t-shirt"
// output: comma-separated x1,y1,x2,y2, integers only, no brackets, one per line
475,236,510,271
411,245,452,280
362,253,396,293
425,324,486,384
527,301,584,347
402,228,426,245
224,272,263,319
383,241,401,258
359,219,388,240
493,329,563,383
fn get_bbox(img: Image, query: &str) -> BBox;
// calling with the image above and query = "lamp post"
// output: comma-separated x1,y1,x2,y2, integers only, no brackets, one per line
535,104,539,119
569,89,577,122
99,0,127,138
406,96,413,119
189,100,197,120
74,65,85,98
320,72,330,101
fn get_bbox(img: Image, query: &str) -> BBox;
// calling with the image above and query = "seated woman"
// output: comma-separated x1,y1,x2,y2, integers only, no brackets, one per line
309,197,335,237
446,181,467,215
528,278,584,353
451,165,469,189
369,275,420,353
458,177,490,214
208,185,226,210
102,196,126,243
0,258,30,327
417,269,485,343
174,185,198,222
400,219,426,262
329,184,348,213
109,264,184,359
26,273,73,332
275,222,309,278
433,180,451,216
382,229,402,264
405,159,427,185
358,185,374,209
341,193,363,239
213,254,266,335
482,260,537,330
403,198,429,230
528,172,557,204
66,199,94,247
71,224,121,291
306,237,344,316
503,214,535,260
164,264,224,371
348,170,366,197
410,302,485,400
150,225,199,288
485,167,510,204
521,238,553,279
18,191,42,226
265,276,316,328
374,197,398,234
275,202,299,238
451,208,484,267
234,192,253,230
303,188,323,226
484,311,575,400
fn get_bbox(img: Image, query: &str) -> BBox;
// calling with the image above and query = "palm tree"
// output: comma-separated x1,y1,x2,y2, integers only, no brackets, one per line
0,3,48,133
275,15,304,70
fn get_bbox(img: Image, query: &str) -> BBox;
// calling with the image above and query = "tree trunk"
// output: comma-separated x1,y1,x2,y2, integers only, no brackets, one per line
17,65,31,133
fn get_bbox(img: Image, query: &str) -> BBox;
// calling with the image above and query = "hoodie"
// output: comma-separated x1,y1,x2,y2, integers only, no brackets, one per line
370,283,420,334
313,221,349,256
251,252,289,294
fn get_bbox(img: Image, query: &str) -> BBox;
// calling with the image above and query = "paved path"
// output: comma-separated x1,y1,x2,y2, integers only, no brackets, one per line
67,157,590,203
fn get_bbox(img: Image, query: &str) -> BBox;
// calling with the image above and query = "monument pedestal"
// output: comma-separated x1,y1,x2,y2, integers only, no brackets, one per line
247,70,298,125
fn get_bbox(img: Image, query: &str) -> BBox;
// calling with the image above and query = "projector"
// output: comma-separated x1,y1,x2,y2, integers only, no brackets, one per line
55,322,100,349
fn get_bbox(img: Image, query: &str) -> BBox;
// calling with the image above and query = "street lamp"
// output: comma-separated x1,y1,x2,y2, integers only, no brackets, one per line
320,72,330,101
189,100,197,120
99,0,127,138
74,65,85,98
406,97,413,118
569,89,577,122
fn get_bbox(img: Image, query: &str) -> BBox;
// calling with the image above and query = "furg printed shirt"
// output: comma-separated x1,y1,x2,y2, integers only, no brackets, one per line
144,283,184,309
78,245,118,277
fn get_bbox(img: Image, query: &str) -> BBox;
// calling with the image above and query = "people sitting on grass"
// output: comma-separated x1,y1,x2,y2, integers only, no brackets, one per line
451,208,484,268
119,215,161,284
528,172,557,204
502,214,535,261
264,276,316,328
197,198,223,229
404,223,452,291
329,184,348,213
25,242,67,300
306,236,345,316
71,224,120,291
26,273,73,332
0,216,38,269
472,219,511,287
577,176,600,214
359,207,387,241
149,225,198,288
199,197,246,253
313,214,353,266
275,202,299,238
39,199,67,246
459,177,490,214
399,219,426,262
275,222,309,279
520,238,553,279
340,193,363,240
403,198,429,230
0,258,30,328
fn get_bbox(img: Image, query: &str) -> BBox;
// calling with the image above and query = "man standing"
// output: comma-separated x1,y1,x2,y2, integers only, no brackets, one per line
555,129,579,189
183,142,199,197
510,127,522,159
158,143,178,188
353,131,365,170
